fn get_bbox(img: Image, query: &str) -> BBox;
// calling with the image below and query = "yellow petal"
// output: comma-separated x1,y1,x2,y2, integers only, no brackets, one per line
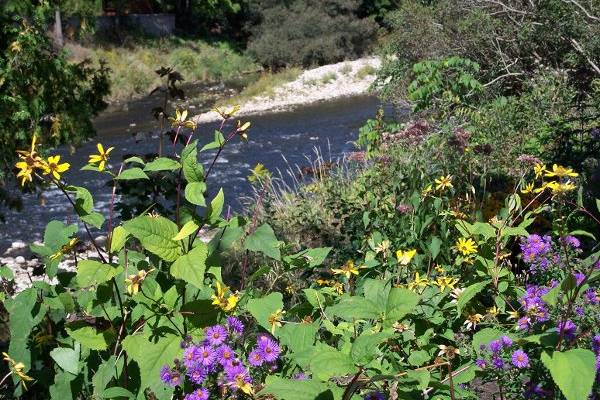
97,143,104,154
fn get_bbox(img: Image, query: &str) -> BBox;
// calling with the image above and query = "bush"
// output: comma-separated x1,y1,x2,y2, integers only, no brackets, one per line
246,0,378,69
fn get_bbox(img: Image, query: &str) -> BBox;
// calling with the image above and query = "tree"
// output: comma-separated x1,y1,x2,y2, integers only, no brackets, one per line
0,1,110,213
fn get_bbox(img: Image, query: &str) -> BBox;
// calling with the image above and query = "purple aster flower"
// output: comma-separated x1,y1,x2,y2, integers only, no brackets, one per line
364,392,385,400
592,334,600,355
186,363,207,384
501,335,513,348
224,363,252,392
524,382,547,398
520,234,553,273
248,349,265,367
511,349,529,368
184,388,210,400
585,288,599,304
491,356,504,369
258,337,281,362
573,271,586,286
575,306,585,316
197,345,216,367
159,365,181,387
517,316,531,331
183,345,200,368
206,325,228,346
558,319,577,341
489,340,502,353
226,316,244,335
475,358,487,368
216,344,236,366
561,235,580,248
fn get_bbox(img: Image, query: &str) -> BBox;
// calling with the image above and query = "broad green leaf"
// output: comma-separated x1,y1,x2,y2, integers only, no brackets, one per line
429,236,442,260
205,188,224,223
277,323,318,354
143,157,181,172
408,349,430,366
363,279,391,312
82,211,105,229
184,181,207,206
49,345,80,375
0,266,14,280
472,328,504,352
541,349,596,400
244,223,281,260
181,140,204,183
309,348,356,380
92,356,121,395
406,369,430,390
351,332,392,365
200,130,225,152
457,280,491,314
109,226,129,253
170,243,208,289
115,167,149,180
569,229,596,241
172,220,199,241
66,322,116,351
285,247,332,269
122,333,181,400
123,156,145,165
260,377,336,400
327,296,380,321
66,185,93,214
246,292,283,333
77,260,123,287
123,215,181,261
43,220,78,251
385,287,419,326
103,387,135,399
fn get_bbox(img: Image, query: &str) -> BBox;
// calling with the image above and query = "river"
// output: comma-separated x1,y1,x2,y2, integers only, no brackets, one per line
0,93,390,251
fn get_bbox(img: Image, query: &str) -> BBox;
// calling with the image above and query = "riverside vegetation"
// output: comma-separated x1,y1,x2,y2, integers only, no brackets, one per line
1,1,600,400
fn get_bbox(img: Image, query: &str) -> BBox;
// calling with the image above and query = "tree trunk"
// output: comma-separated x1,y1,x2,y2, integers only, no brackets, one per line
54,7,63,49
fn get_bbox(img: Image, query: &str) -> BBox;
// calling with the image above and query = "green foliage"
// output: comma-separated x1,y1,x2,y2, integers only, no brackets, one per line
246,0,378,68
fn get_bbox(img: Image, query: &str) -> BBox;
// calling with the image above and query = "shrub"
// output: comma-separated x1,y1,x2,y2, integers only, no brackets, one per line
246,0,378,69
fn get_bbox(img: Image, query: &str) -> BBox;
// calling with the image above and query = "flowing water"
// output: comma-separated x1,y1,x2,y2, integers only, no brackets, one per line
0,91,391,251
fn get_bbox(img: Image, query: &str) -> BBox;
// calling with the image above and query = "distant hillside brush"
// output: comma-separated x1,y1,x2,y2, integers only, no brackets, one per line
246,0,378,69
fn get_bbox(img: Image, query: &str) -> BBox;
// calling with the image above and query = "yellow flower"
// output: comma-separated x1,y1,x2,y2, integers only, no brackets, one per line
533,163,547,179
331,260,361,279
548,180,576,195
463,313,483,330
2,352,34,390
437,345,460,358
434,276,459,292
42,155,70,180
520,182,534,194
213,105,241,119
507,310,519,320
268,309,285,334
544,164,578,178
88,143,114,171
15,135,44,186
396,249,417,265
331,281,344,295
316,279,332,286
421,184,433,197
455,237,477,256
211,281,238,312
169,108,197,130
237,120,251,140
407,272,429,291
124,269,154,296
435,175,453,191
392,322,409,333
487,306,499,317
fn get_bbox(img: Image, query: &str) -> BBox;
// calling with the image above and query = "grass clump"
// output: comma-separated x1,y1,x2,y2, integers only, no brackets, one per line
354,64,377,80
220,67,302,104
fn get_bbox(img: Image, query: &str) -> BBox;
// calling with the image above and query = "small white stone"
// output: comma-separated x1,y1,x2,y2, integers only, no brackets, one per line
15,256,26,264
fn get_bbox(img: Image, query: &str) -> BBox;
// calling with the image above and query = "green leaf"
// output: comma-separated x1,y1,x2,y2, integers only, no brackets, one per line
43,220,78,251
244,223,281,260
184,181,207,206
246,292,283,332
82,211,105,229
260,377,336,400
172,220,199,241
200,130,225,152
103,387,135,399
327,296,380,321
123,215,181,261
115,167,149,180
408,349,430,366
181,140,204,183
385,287,419,326
285,247,332,269
429,236,442,259
0,266,14,280
109,226,129,253
92,356,122,395
457,280,490,314
541,349,596,400
310,348,356,380
77,260,123,287
170,243,208,289
122,333,181,399
67,186,102,229
351,332,392,365
569,230,596,241
50,345,80,375
406,369,430,390
143,157,181,172
277,323,318,354
205,188,224,223
123,156,145,165
66,323,116,351
472,328,504,352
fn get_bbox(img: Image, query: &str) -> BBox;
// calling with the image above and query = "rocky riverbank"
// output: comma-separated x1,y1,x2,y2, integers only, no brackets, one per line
193,57,381,123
